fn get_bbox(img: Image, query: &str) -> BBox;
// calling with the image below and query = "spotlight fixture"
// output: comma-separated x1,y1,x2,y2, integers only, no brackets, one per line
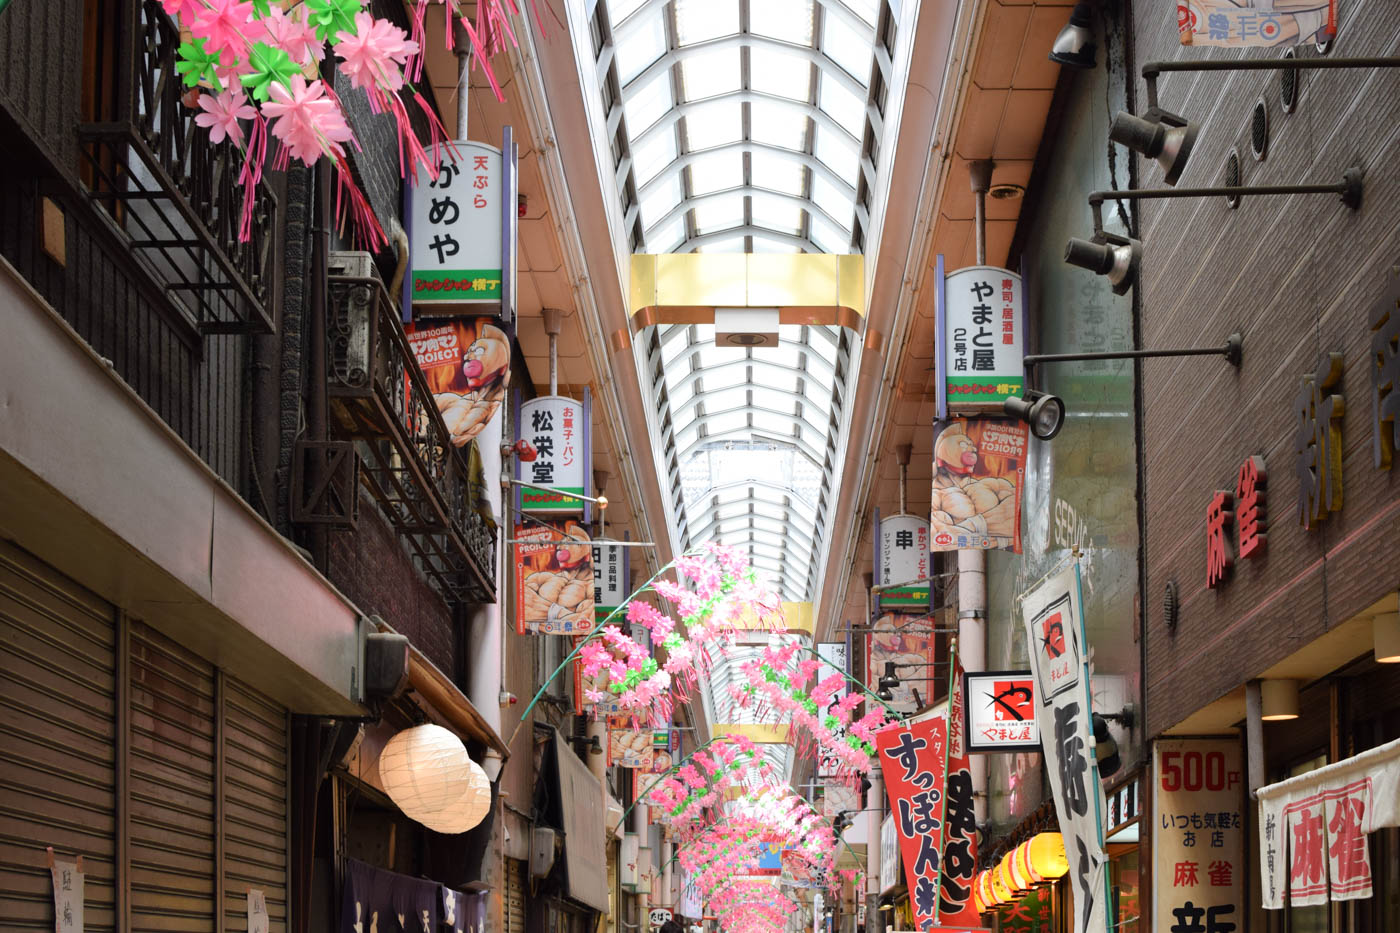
1260,679,1300,721
877,661,901,697
1109,109,1197,186
1048,2,1095,69
1064,231,1142,296
588,734,604,756
1091,713,1121,778
1003,389,1066,441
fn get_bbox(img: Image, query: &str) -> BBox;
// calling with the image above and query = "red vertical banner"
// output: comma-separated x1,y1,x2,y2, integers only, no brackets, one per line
876,716,949,932
937,660,981,927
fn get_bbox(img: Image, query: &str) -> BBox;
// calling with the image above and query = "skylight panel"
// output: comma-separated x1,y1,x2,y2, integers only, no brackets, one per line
813,125,861,183
614,14,667,86
750,236,802,253
836,0,880,27
750,193,804,235
607,0,651,27
687,150,744,195
821,12,875,82
694,236,747,253
808,213,851,254
622,71,675,137
639,173,683,228
630,131,678,186
674,0,740,45
749,0,815,45
646,215,688,253
818,76,866,133
691,193,745,234
809,173,853,226
748,101,809,151
680,46,743,101
749,48,814,102
682,99,744,150
750,150,806,197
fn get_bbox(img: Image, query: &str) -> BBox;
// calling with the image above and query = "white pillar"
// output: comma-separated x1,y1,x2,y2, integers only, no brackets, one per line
471,405,505,781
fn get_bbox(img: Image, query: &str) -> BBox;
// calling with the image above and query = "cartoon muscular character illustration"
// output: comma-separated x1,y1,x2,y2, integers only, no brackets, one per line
523,521,593,632
1179,1,1332,47
434,323,510,446
930,421,1017,540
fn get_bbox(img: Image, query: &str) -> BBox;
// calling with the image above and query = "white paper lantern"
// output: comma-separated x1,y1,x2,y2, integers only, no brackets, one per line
420,756,492,834
379,724,474,820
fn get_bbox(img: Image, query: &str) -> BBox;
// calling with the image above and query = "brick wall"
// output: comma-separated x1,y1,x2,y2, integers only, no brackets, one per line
1136,3,1400,734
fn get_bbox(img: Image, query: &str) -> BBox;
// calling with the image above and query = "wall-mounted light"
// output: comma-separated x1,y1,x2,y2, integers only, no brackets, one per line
1065,230,1141,295
1049,2,1096,69
1260,679,1300,721
1374,595,1400,663
1003,389,1066,441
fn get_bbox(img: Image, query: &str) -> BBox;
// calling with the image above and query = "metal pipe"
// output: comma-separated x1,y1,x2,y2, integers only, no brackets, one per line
1088,170,1363,227
543,308,562,396
1023,332,1241,366
456,46,471,140
895,444,911,515
969,160,993,265
1143,54,1400,79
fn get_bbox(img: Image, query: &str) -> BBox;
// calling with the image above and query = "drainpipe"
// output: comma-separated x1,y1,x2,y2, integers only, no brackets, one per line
865,768,883,933
470,392,505,782
307,156,331,571
543,308,562,395
896,445,910,515
959,160,994,828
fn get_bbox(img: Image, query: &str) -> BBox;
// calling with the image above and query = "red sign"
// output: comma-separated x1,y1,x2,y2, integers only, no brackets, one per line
938,662,981,928
876,717,949,932
1205,489,1234,588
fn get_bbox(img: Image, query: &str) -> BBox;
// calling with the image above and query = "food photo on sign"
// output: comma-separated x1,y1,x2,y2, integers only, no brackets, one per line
930,418,1029,552
513,521,594,635
406,319,511,447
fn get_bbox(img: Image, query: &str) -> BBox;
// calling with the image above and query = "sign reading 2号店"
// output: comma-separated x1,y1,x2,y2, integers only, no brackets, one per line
937,260,1024,415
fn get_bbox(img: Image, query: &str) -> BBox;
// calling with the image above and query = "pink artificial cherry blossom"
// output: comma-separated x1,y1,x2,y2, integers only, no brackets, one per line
192,0,257,60
335,11,419,93
162,0,204,23
193,89,256,145
260,5,325,66
262,75,354,163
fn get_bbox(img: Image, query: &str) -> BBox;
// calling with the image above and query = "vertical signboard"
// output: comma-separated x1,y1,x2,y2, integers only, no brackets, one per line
406,319,511,447
1152,739,1244,932
879,813,900,895
941,266,1024,412
876,715,949,931
609,720,655,769
411,141,503,308
593,539,630,626
936,662,980,928
817,641,849,779
1020,560,1107,933
514,521,595,635
875,512,931,609
518,393,591,514
867,613,935,713
930,418,1028,552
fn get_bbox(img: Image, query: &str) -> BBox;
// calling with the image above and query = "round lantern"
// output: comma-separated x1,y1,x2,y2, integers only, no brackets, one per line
998,852,1027,897
378,724,475,821
972,872,988,914
421,756,492,834
976,869,996,910
1025,832,1069,882
1005,845,1034,892
988,866,1013,906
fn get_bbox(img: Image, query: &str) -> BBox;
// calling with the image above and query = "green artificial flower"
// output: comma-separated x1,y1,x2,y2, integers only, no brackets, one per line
250,0,271,15
764,668,778,683
305,0,363,42
641,658,658,677
846,735,861,749
609,682,626,694
175,37,223,91
804,699,819,715
824,715,839,730
663,633,682,650
240,42,300,102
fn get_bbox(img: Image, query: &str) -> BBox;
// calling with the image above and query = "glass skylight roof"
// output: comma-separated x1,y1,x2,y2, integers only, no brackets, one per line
599,0,878,253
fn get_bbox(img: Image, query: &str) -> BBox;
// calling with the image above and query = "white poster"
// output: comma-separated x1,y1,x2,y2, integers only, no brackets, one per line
247,889,270,933
679,869,702,919
878,813,900,894
49,855,83,933
943,266,1024,411
411,141,503,307
876,513,929,607
519,395,588,513
1021,560,1107,933
1152,739,1245,932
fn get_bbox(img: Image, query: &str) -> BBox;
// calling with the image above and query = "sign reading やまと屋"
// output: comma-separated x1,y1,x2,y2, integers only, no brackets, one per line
939,264,1024,411
963,670,1039,753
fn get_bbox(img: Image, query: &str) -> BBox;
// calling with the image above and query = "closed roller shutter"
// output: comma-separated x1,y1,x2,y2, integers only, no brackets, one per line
505,857,527,933
0,543,118,931
222,678,288,932
128,620,218,931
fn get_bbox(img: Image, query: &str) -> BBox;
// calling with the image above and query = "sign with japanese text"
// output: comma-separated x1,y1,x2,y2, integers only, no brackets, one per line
936,663,980,928
931,418,1028,552
406,318,511,447
646,728,675,774
997,886,1052,933
1206,456,1268,589
876,714,949,931
514,520,594,635
867,613,936,713
680,869,702,919
1152,739,1244,933
593,540,630,626
876,512,931,608
817,641,850,779
411,141,503,307
1295,353,1345,530
518,394,590,513
963,671,1039,753
649,908,673,928
879,813,901,894
941,266,1024,410
1372,265,1400,469
755,837,784,876
1020,560,1107,933
49,855,84,933
247,889,270,933
1177,1,1334,47
609,721,655,769
1258,737,1400,909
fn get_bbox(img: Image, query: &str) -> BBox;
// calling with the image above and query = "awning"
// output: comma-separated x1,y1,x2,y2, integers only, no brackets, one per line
1257,736,1400,908
552,729,610,912
389,625,509,759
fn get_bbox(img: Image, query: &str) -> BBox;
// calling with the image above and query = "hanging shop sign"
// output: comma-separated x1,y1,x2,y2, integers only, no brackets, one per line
517,393,591,514
649,909,673,928
995,884,1052,933
575,663,628,715
931,418,1028,552
879,813,901,895
514,521,594,635
876,713,949,930
1258,736,1400,908
963,670,1039,753
608,720,655,769
593,539,630,626
341,858,442,933
1176,1,1335,47
937,662,981,928
935,259,1024,416
1152,739,1244,930
411,140,505,308
680,869,703,919
867,613,936,712
1020,560,1108,933
754,837,784,876
821,781,859,820
815,640,851,776
406,318,511,447
620,834,641,890
875,511,931,609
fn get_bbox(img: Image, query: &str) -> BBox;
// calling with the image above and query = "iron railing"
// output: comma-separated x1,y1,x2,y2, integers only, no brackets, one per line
77,0,278,333
327,273,498,603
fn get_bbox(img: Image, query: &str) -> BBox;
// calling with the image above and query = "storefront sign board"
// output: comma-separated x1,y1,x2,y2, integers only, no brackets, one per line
514,521,594,635
931,418,1028,552
963,670,1039,752
411,141,503,306
876,714,950,931
1152,738,1244,931
939,264,1025,412
876,511,931,608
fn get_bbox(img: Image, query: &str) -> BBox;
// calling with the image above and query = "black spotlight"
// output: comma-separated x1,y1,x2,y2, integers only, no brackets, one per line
1003,389,1066,441
1092,713,1121,778
1108,109,1198,185
877,661,901,695
588,734,603,756
1064,231,1142,295
1049,2,1096,69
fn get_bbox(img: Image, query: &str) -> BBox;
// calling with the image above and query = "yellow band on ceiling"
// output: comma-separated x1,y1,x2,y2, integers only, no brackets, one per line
629,254,864,332
711,723,792,744
730,601,814,635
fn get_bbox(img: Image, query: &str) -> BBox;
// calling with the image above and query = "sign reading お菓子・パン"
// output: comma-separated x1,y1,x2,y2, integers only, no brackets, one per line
411,141,502,306
517,393,591,514
938,261,1024,414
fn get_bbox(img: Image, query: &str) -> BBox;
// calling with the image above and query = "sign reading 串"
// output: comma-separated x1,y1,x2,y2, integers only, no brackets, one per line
941,265,1024,412
876,512,931,608
411,141,503,306
963,670,1039,753
1021,560,1108,933
518,394,590,513
1152,739,1244,932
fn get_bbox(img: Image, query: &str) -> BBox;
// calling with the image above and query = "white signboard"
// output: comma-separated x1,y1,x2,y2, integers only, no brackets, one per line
519,395,588,513
878,813,900,894
1153,739,1244,931
876,513,929,595
963,670,1039,752
620,834,641,890
679,869,702,919
650,908,673,928
247,889,269,933
49,854,84,933
593,540,629,623
411,141,503,308
816,641,849,778
943,265,1024,411
1021,560,1107,933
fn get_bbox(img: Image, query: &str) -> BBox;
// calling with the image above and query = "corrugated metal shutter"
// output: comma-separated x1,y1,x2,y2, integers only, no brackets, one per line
505,857,527,933
222,677,288,932
128,620,218,930
0,543,118,930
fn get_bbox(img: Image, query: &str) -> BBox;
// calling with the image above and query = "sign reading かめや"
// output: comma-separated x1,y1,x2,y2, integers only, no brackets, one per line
411,141,503,305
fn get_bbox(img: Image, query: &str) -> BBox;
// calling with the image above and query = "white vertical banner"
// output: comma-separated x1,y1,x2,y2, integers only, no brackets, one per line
876,513,930,608
1152,739,1245,932
48,852,84,933
1021,560,1107,933
519,395,589,513
679,869,702,919
942,266,1025,411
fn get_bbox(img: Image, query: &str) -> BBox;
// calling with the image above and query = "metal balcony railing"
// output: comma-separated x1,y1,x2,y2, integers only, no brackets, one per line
77,0,278,334
326,273,498,604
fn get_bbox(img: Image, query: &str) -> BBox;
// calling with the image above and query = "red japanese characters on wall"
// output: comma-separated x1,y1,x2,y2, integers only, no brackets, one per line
1205,455,1268,588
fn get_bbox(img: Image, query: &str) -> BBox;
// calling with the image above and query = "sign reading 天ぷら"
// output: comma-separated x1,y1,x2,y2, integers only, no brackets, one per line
931,417,1028,552
411,141,503,305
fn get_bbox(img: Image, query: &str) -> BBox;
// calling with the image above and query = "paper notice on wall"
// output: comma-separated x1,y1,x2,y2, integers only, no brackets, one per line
248,889,270,933
49,853,84,933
